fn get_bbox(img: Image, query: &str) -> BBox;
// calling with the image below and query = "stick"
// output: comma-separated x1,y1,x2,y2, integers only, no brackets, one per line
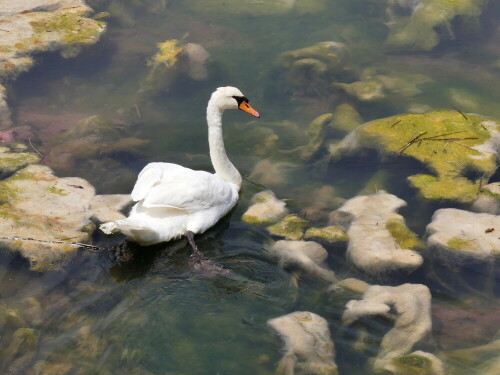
28,138,44,159
390,120,401,128
134,103,141,119
0,236,111,252
453,106,468,121
242,176,265,189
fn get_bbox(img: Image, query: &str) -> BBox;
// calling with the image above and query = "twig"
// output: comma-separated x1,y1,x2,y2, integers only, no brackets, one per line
399,131,428,154
453,106,468,121
390,120,401,128
134,103,141,119
0,29,10,32
242,176,265,189
28,138,44,159
0,236,111,252
422,131,466,140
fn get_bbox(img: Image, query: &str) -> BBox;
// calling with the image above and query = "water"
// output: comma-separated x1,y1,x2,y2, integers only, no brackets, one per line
2,0,500,374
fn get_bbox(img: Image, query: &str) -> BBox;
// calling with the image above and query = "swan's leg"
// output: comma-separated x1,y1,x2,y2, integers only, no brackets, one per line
186,230,205,263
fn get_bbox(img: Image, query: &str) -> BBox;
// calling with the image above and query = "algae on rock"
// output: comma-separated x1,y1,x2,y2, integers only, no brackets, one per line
267,214,309,240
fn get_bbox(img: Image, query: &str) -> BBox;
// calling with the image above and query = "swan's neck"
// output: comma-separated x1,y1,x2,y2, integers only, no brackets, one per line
207,102,242,190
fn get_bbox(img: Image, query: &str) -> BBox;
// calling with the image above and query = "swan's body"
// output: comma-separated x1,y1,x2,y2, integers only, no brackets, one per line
100,86,259,246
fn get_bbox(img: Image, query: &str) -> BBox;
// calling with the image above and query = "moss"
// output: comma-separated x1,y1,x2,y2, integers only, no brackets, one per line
30,13,105,45
359,110,499,202
385,216,423,250
479,188,500,200
267,214,308,240
0,151,40,175
304,226,348,243
393,355,432,375
447,237,478,251
47,186,68,196
149,40,183,68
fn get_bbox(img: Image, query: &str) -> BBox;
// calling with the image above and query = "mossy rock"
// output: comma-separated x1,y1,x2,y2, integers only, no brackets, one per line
392,354,432,375
357,110,500,203
385,216,424,250
0,146,40,178
267,214,308,240
304,226,348,243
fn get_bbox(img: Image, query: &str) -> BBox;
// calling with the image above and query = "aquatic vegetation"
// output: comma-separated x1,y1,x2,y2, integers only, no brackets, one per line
303,226,348,243
267,214,309,240
0,146,40,178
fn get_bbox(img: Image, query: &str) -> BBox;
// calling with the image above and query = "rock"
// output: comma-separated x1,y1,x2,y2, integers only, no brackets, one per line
0,145,41,177
0,0,106,80
443,337,500,371
268,240,336,283
279,41,350,96
472,182,500,214
303,226,348,243
330,103,363,134
249,159,294,186
267,214,309,240
390,351,444,375
140,40,210,94
426,208,500,264
334,80,385,101
332,277,370,294
300,185,345,222
0,84,12,129
343,283,432,373
0,164,122,270
90,194,132,222
241,190,288,225
377,0,488,51
329,192,423,274
334,110,500,203
268,311,338,375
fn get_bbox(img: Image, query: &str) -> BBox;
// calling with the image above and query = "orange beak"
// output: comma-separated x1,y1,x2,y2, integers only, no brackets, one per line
239,101,260,118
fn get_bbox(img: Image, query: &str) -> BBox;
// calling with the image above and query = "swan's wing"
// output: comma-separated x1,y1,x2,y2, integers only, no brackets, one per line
132,163,236,212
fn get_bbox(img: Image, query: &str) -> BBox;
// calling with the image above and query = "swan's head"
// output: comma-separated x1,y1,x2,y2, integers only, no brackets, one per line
210,86,260,118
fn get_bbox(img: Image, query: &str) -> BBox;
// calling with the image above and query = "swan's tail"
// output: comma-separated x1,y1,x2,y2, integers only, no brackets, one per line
99,221,160,246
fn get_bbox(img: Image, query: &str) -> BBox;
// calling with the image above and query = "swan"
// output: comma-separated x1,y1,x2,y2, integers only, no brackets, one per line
100,86,260,262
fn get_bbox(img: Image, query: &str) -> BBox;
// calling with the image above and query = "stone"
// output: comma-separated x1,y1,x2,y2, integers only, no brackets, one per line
472,182,500,214
343,283,432,373
267,214,309,241
0,84,12,129
241,190,288,225
332,277,370,294
390,351,444,375
303,226,348,243
90,194,132,222
0,145,40,177
268,311,338,375
426,208,500,264
329,192,423,274
330,103,363,134
333,110,500,203
268,240,336,283
248,159,293,186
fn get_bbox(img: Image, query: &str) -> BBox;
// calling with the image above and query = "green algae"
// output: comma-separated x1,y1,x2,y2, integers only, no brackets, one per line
148,40,183,68
358,110,499,202
267,214,308,240
479,187,500,200
385,216,423,250
47,186,68,196
393,355,432,375
304,226,348,243
447,237,478,251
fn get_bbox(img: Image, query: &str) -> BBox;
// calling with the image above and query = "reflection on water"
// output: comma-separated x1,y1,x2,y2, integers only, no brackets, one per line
2,0,500,374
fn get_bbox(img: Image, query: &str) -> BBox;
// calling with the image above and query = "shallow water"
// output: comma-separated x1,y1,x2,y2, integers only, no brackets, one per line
2,0,500,374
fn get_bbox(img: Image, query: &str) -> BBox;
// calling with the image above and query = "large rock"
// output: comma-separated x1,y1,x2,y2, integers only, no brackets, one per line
241,190,288,225
268,311,338,375
426,208,500,264
343,283,433,374
331,110,500,203
0,164,127,270
0,84,12,129
329,192,423,274
0,0,106,80
472,182,500,214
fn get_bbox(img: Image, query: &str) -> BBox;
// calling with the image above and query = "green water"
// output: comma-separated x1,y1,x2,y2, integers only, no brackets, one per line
2,0,500,374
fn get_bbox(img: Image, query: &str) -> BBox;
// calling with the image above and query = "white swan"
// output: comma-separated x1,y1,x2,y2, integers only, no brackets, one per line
100,86,260,259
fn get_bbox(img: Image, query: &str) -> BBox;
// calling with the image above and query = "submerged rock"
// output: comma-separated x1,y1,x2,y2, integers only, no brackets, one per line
268,311,338,375
0,84,12,129
241,190,288,225
333,110,500,203
426,208,500,264
329,192,423,275
140,39,211,94
267,214,309,241
268,240,336,283
303,226,348,243
343,283,433,374
0,145,40,177
390,351,444,375
376,0,488,51
472,182,500,214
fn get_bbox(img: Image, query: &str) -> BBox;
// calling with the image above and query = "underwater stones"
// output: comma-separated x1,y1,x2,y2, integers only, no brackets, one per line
329,192,423,274
472,182,500,214
303,226,348,243
140,40,210,94
268,240,336,283
347,110,500,203
249,159,293,186
377,0,488,51
330,103,363,135
267,311,338,375
343,283,432,373
241,190,288,226
279,41,350,96
334,80,385,102
333,277,370,294
0,0,106,80
90,194,131,222
0,145,40,177
390,351,444,375
0,164,98,270
426,208,500,264
267,214,309,241
0,84,11,129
